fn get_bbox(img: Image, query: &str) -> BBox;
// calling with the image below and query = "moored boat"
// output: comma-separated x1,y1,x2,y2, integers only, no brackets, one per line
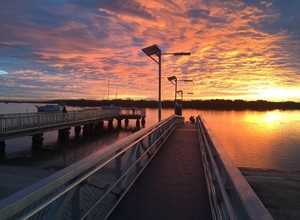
35,104,66,112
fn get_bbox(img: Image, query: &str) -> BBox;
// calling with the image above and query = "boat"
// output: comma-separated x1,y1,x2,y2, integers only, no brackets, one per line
35,104,66,112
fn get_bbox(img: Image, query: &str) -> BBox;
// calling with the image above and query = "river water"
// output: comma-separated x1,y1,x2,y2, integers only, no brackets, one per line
0,103,299,170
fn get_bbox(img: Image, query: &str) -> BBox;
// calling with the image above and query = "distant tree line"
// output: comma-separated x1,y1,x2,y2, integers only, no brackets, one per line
45,99,300,110
1,99,300,110
183,99,300,110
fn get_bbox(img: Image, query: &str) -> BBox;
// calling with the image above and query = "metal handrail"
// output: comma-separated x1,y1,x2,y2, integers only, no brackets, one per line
0,109,120,134
0,109,147,140
196,116,273,220
0,115,184,220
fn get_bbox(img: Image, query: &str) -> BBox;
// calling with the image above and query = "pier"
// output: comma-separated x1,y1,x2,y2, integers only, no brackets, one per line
109,123,212,220
0,108,146,153
0,115,272,219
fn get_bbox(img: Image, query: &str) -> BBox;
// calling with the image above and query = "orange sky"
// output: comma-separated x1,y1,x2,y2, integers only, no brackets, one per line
0,0,299,101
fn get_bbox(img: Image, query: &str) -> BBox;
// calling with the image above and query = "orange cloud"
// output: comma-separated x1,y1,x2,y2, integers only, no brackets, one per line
0,0,299,101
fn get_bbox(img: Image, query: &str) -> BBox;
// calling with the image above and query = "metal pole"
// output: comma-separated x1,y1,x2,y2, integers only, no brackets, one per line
108,79,110,101
174,79,177,114
158,51,162,122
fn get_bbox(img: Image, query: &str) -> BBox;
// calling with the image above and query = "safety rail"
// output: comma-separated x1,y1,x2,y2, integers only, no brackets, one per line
0,109,118,134
0,108,145,135
196,116,273,220
0,115,184,220
119,108,146,117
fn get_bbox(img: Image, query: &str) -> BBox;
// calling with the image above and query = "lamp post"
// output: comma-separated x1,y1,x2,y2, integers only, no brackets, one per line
167,76,178,110
176,90,193,115
177,90,183,101
176,90,183,115
142,44,191,121
177,91,194,101
167,76,193,114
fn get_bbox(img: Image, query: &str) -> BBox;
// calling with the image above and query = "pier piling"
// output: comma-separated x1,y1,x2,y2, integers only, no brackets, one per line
0,141,5,157
136,119,140,128
74,126,81,136
117,119,122,128
58,128,70,140
141,117,146,127
108,120,114,130
32,134,44,149
125,119,129,127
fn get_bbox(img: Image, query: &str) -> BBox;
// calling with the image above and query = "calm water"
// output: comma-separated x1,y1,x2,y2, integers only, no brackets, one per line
0,103,299,170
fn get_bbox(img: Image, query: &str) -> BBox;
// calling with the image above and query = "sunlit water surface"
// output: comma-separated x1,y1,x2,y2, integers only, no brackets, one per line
0,103,299,170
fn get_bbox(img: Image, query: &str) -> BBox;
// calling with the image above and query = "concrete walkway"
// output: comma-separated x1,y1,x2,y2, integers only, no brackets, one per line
109,123,212,220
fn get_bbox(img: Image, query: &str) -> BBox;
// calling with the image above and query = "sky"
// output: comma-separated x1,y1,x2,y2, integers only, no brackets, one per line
0,0,299,102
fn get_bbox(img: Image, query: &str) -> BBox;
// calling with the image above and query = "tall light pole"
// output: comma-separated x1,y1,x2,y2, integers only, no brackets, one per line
177,90,183,101
177,90,193,115
167,76,193,114
141,45,161,121
142,44,191,121
167,76,178,109
178,91,194,101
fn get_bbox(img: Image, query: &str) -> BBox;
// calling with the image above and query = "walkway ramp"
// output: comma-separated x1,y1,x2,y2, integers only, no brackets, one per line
109,123,212,220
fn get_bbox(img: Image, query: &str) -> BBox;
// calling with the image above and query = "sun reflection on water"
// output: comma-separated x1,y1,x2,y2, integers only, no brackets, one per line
201,110,300,169
244,110,282,123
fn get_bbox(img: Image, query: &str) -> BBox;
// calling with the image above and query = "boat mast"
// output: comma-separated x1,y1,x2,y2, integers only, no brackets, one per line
108,79,110,101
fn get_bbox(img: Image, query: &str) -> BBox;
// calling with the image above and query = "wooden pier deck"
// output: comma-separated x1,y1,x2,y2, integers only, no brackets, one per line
109,123,212,220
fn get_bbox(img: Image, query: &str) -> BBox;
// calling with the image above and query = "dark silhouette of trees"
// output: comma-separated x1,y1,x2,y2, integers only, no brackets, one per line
45,99,300,110
1,99,299,110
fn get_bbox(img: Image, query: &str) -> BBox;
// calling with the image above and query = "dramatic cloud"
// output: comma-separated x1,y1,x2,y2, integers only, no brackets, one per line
0,0,299,101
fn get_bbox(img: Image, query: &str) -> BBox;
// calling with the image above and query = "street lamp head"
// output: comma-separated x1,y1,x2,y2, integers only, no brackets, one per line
142,44,161,56
167,76,177,81
173,52,191,56
183,79,193,82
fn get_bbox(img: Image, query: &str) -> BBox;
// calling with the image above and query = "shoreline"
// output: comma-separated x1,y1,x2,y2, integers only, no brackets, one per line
1,100,300,110
239,167,300,220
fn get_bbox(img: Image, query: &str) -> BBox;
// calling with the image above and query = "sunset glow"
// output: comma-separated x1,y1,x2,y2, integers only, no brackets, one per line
0,0,299,101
